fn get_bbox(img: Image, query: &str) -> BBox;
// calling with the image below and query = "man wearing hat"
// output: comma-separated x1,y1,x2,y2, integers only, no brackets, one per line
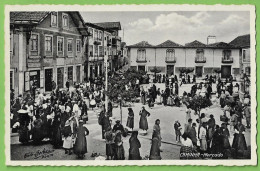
113,120,125,136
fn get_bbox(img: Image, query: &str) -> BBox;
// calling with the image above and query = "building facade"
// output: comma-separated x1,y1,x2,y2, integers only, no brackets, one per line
229,34,250,76
85,22,123,80
10,11,88,96
128,37,242,79
94,22,122,72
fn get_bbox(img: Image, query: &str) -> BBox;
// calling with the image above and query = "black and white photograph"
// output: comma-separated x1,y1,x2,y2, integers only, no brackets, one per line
5,5,256,166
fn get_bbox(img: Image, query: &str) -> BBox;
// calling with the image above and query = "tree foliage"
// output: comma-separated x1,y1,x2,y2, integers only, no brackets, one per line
106,69,145,101
179,67,194,74
188,95,212,114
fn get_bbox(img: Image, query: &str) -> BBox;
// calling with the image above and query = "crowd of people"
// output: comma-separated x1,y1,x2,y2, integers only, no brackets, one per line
10,71,251,160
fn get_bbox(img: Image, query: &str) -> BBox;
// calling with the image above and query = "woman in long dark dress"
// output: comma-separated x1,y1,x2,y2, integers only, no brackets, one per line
232,121,247,158
139,107,150,132
74,120,89,159
18,109,30,144
114,130,125,160
149,131,162,160
126,108,134,130
32,114,43,145
129,131,141,160
52,112,63,148
220,123,231,159
104,127,115,160
210,125,224,158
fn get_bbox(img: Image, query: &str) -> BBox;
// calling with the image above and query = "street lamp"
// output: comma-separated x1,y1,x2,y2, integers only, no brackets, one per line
118,94,122,124
104,55,108,113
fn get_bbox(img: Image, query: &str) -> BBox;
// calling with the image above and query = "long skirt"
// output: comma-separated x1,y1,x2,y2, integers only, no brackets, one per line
90,99,96,109
74,136,87,155
139,117,148,130
126,117,134,129
141,96,146,105
200,139,207,151
232,133,247,152
114,144,125,160
53,127,63,148
84,98,90,109
19,127,29,144
129,149,141,160
63,136,73,149
106,143,114,157
32,127,43,144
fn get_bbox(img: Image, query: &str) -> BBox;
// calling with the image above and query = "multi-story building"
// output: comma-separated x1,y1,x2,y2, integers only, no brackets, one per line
94,22,122,72
85,23,111,80
120,42,128,68
128,36,242,79
10,11,88,96
229,34,250,76
85,22,122,80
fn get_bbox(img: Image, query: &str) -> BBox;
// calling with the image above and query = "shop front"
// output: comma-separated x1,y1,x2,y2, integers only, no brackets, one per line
76,65,81,83
67,66,74,85
57,67,64,88
45,68,53,92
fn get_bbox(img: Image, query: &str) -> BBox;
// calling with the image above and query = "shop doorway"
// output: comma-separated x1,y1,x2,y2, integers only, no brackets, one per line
221,65,231,78
45,69,53,92
76,66,81,83
167,65,174,76
68,66,73,85
57,67,64,88
195,66,203,77
138,65,145,72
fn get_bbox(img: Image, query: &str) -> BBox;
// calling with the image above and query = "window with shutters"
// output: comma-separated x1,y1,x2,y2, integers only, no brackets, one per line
30,33,39,56
57,37,64,56
51,12,58,27
45,35,53,56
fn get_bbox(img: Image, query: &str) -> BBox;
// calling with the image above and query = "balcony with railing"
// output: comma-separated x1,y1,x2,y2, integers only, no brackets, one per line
136,57,147,63
165,56,176,63
94,39,101,45
195,56,206,63
107,39,112,46
222,57,233,63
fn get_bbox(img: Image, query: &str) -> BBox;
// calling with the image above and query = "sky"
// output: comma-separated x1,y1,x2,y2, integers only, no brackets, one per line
80,11,250,46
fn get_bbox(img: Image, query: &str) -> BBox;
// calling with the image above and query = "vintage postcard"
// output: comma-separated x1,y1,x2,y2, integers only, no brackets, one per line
5,4,257,166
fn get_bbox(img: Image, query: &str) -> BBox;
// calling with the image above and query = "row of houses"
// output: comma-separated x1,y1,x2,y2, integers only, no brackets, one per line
127,35,250,79
10,11,126,96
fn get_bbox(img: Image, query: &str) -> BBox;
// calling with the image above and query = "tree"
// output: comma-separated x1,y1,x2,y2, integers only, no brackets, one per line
105,69,143,102
188,95,212,118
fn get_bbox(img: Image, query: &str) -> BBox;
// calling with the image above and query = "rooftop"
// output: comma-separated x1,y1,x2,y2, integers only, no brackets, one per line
128,41,153,48
93,22,121,30
185,40,206,47
156,40,182,47
10,12,49,24
229,34,250,48
207,42,237,48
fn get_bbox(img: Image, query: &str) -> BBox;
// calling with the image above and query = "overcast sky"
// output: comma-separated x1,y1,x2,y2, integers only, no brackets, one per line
80,11,250,45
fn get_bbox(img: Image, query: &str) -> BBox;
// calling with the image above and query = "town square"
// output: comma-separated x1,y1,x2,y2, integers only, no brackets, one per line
8,9,254,162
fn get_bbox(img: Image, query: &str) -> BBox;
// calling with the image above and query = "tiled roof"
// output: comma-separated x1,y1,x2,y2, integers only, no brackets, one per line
128,41,153,48
207,42,237,48
10,12,49,23
94,22,121,30
156,40,182,47
229,34,250,48
185,40,206,47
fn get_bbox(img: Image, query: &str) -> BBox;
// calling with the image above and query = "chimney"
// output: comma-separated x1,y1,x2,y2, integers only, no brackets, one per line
207,35,216,45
